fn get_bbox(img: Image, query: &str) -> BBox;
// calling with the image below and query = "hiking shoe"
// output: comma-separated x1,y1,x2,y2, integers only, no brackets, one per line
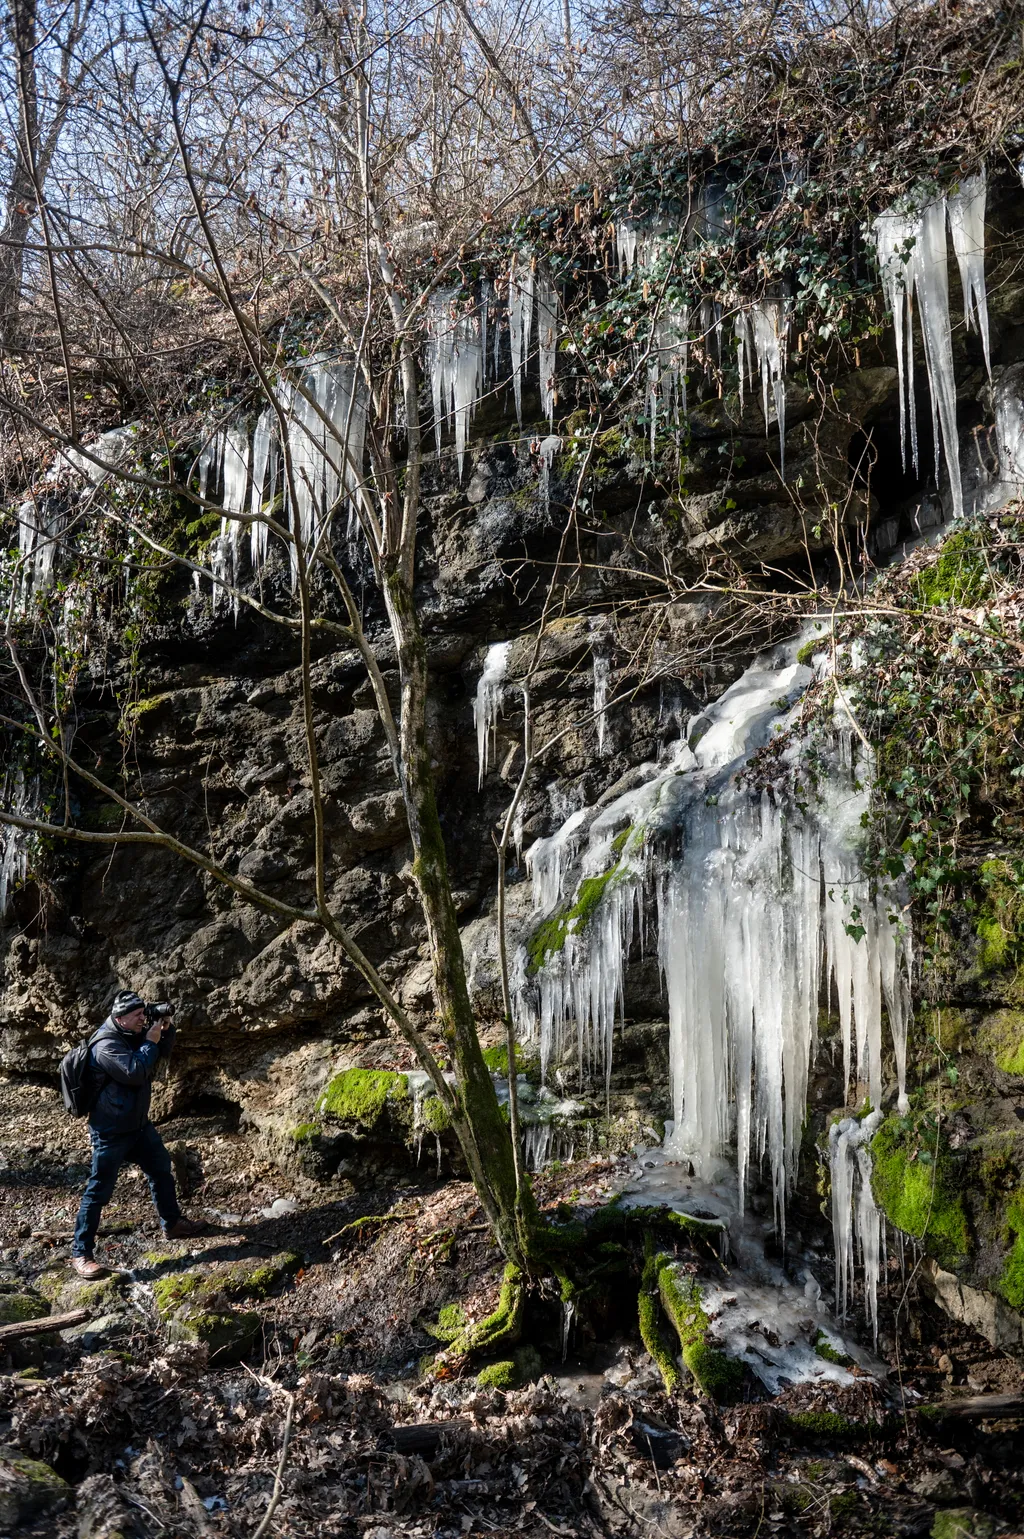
71,1256,110,1279
163,1217,206,1239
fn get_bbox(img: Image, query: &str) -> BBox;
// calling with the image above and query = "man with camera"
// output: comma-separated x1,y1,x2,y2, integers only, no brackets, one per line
71,989,203,1279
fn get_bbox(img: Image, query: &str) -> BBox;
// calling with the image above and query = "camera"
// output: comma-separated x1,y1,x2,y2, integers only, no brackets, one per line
144,1002,175,1024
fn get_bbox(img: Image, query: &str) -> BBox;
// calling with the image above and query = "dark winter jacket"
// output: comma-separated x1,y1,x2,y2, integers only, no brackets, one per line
87,1017,176,1135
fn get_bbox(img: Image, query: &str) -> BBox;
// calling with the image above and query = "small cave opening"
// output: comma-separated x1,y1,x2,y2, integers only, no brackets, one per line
848,412,932,558
159,1090,242,1135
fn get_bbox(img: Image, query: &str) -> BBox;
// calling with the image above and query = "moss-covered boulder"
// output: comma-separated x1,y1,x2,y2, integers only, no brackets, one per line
653,1259,743,1402
978,1010,1024,1076
36,1265,128,1315
931,1508,1003,1539
318,1068,409,1127
0,1289,49,1326
150,1251,299,1363
0,1446,70,1528
870,1113,970,1271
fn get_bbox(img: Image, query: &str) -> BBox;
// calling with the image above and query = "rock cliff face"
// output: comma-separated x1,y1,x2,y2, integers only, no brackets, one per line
3,165,1024,1344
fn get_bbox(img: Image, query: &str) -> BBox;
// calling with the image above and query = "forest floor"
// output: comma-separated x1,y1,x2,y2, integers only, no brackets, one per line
1,1081,1022,1539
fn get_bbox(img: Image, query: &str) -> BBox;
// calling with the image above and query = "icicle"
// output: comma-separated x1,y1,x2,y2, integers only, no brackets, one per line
250,408,277,570
536,434,562,514
829,1110,884,1341
750,298,790,477
474,641,512,788
508,256,535,425
650,305,689,446
280,357,367,586
590,620,611,755
615,221,639,276
873,199,962,516
427,290,483,478
536,274,558,426
947,167,990,378
15,496,62,605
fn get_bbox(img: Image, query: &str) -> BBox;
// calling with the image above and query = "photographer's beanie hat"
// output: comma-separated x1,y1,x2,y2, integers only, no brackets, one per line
111,989,145,1017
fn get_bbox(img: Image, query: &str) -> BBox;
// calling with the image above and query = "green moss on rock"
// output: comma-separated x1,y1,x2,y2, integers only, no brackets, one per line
975,860,1024,977
290,1121,321,1143
0,1446,70,1527
0,1293,49,1326
785,1411,870,1441
870,1114,970,1270
152,1251,299,1318
813,1330,852,1367
477,1358,517,1389
526,867,624,974
979,1010,1024,1075
997,1193,1024,1310
318,1068,408,1124
657,1260,743,1401
166,1308,260,1361
912,527,991,610
37,1267,126,1313
931,1508,1002,1539
420,1095,451,1135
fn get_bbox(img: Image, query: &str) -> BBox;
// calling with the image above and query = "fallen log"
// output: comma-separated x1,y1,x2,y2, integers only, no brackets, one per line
0,1310,90,1345
921,1392,1024,1420
387,1419,471,1458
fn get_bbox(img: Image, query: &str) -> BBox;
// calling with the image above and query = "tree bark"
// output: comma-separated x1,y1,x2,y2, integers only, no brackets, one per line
0,0,41,347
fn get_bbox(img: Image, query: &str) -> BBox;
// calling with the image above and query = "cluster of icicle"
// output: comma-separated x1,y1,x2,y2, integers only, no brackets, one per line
829,1109,885,1344
510,631,911,1240
873,168,990,519
195,359,367,612
613,201,792,471
426,259,559,473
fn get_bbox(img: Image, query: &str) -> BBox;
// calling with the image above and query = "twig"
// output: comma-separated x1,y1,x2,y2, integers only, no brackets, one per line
251,1390,296,1539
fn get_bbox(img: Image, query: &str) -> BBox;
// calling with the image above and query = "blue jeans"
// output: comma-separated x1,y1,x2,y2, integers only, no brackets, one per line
72,1122,181,1258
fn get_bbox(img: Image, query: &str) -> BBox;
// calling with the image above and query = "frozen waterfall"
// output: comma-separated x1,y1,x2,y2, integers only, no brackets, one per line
515,635,911,1232
474,642,512,788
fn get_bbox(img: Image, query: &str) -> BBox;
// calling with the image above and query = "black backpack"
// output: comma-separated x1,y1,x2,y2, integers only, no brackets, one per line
59,1031,106,1117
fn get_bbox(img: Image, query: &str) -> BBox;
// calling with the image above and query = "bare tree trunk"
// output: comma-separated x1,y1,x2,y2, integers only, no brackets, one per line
381,564,530,1269
0,0,40,347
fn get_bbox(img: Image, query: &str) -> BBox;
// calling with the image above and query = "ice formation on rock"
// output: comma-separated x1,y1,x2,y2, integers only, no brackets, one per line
15,497,62,603
873,193,967,517
947,168,990,379
195,360,366,595
508,256,535,425
536,434,562,514
536,274,558,425
590,622,611,755
0,768,32,919
474,641,512,788
995,374,1024,486
829,1109,884,1342
427,290,484,478
736,298,790,475
516,635,911,1229
649,305,689,445
249,408,278,567
205,427,250,616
